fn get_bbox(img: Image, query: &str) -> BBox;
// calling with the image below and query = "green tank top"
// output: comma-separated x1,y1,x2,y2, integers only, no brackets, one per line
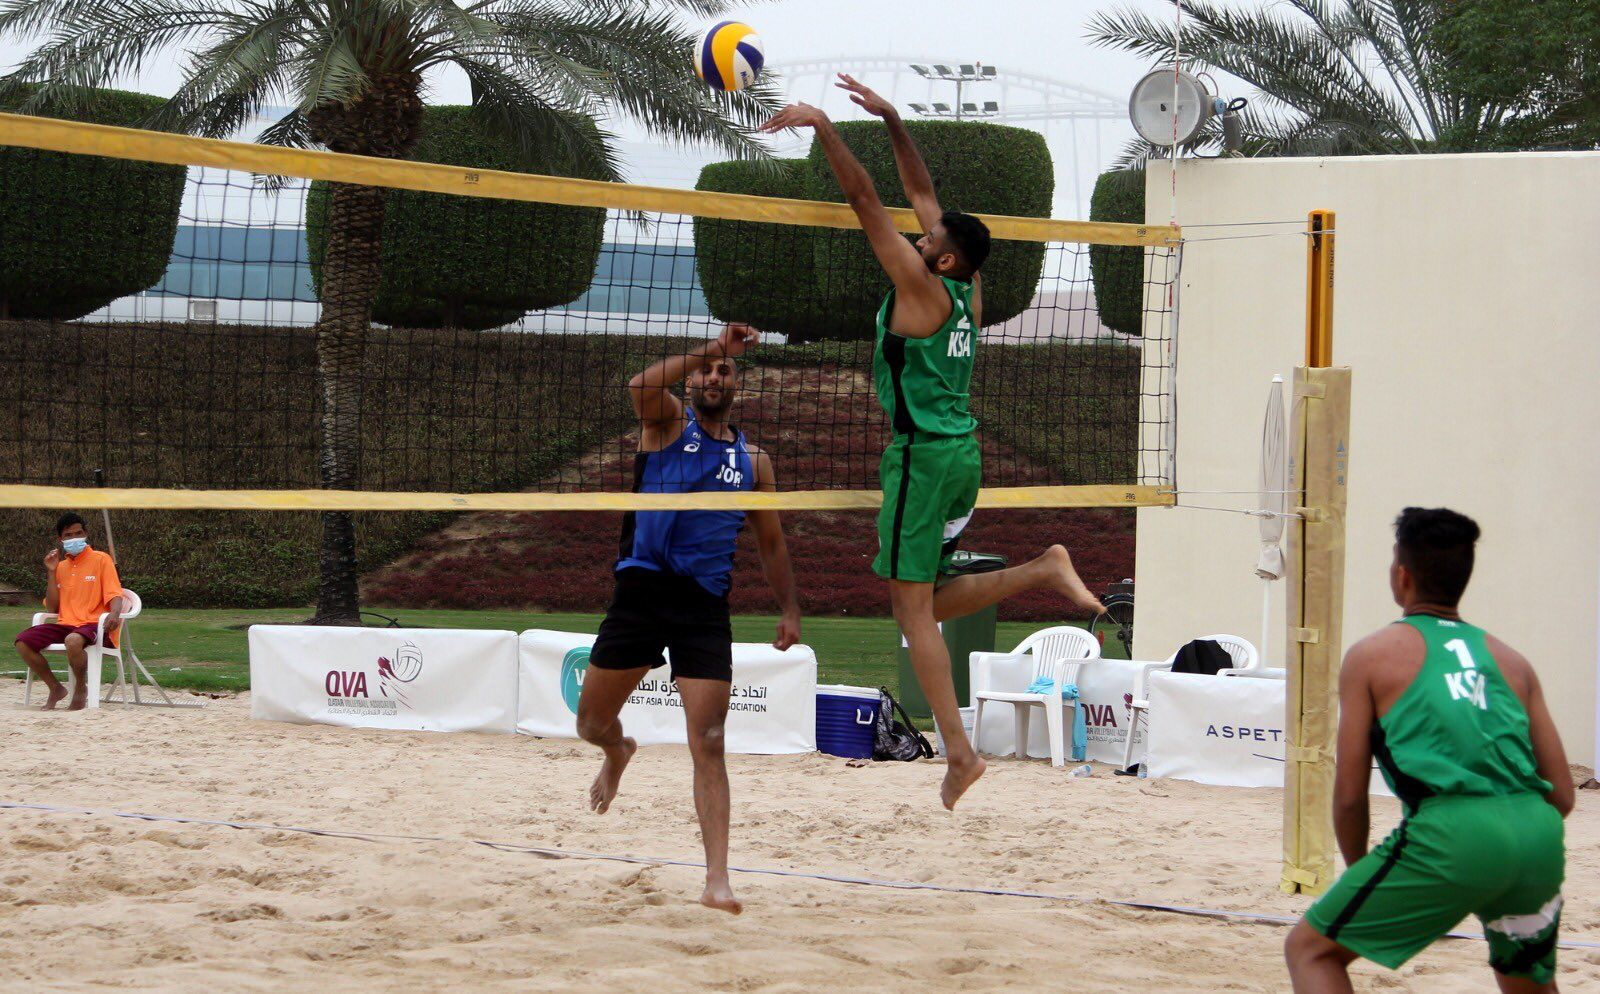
1373,614,1550,813
873,277,979,437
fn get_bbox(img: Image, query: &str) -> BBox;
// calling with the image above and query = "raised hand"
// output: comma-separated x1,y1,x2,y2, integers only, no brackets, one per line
718,322,759,357
835,73,894,118
43,548,58,571
758,102,829,134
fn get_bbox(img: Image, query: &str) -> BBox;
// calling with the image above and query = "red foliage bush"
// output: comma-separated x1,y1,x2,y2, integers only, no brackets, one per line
364,506,1132,621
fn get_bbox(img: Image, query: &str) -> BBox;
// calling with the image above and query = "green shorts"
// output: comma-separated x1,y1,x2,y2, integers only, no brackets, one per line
1306,792,1564,983
873,432,981,583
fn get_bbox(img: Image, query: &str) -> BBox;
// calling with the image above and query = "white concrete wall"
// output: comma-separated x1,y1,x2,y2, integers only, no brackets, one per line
1135,151,1600,764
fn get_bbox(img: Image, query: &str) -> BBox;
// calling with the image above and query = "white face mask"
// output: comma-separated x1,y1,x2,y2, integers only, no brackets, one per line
61,537,88,556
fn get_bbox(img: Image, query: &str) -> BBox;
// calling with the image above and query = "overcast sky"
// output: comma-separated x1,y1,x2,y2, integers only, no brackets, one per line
0,0,1177,215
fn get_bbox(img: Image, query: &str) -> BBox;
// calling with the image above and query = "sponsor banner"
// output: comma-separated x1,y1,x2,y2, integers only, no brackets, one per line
970,655,1146,765
516,629,817,754
1146,671,1287,788
249,626,518,734
1146,671,1391,794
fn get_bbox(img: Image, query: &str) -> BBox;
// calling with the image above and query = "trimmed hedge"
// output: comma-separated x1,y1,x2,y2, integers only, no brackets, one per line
804,120,1053,339
306,106,606,330
692,158,829,338
1088,168,1146,337
0,88,185,320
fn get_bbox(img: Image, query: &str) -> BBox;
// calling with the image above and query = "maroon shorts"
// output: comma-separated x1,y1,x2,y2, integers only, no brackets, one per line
15,623,99,653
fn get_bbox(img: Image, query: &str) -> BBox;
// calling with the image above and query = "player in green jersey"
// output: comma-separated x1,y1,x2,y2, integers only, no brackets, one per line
762,76,1106,809
1286,508,1573,992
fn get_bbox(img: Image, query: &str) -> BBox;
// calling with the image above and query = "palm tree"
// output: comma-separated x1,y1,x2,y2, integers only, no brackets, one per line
0,0,780,624
1087,0,1548,160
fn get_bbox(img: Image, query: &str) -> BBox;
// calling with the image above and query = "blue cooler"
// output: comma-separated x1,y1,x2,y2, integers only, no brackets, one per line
815,684,879,759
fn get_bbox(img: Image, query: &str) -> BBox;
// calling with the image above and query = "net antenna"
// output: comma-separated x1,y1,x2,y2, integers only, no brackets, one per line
93,468,201,709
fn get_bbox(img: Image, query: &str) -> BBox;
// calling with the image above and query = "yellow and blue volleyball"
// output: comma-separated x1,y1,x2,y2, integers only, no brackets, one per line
695,21,764,91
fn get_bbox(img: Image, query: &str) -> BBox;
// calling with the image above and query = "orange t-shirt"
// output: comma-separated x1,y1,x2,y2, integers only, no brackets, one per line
52,547,125,646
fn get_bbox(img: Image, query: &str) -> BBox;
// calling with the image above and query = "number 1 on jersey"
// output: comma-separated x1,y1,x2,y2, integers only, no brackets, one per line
1442,638,1488,710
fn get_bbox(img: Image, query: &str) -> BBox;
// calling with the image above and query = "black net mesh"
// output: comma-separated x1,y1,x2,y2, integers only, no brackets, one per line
0,141,1177,501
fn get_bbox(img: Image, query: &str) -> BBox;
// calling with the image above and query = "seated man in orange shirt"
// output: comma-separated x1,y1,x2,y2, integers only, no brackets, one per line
15,513,126,710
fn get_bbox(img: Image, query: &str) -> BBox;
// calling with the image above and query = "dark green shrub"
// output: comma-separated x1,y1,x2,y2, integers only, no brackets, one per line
1088,168,1146,337
306,106,606,330
0,88,184,320
692,159,830,339
803,120,1053,339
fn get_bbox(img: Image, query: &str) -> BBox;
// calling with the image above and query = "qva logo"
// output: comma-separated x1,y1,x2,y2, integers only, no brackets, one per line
561,646,590,715
325,641,423,711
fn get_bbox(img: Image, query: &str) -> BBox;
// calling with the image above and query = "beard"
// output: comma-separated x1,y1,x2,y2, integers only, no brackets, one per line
690,386,733,416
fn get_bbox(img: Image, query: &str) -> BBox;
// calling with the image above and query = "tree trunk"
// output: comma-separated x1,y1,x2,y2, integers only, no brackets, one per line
311,180,386,625
304,73,423,626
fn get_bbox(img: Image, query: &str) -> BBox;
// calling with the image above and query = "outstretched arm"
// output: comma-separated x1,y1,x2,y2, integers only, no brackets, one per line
836,74,941,233
747,449,800,650
628,323,756,425
760,103,951,338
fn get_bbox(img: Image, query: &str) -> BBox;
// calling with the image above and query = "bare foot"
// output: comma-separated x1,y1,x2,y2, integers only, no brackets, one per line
1044,545,1106,615
941,752,986,810
67,687,87,711
41,685,67,710
700,878,743,915
589,736,637,814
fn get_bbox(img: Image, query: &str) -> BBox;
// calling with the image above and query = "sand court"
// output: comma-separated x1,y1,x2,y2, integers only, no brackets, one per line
2,682,1597,993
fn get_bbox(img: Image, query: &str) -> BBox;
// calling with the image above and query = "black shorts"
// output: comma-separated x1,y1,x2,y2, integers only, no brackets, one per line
589,567,733,682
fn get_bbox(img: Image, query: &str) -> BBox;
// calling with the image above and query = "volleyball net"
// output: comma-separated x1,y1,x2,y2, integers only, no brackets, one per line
0,111,1179,512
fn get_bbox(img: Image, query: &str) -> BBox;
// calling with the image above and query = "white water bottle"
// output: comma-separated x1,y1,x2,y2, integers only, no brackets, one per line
1070,764,1093,778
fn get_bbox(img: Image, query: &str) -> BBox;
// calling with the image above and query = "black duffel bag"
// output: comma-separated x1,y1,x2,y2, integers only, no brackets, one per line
873,687,935,761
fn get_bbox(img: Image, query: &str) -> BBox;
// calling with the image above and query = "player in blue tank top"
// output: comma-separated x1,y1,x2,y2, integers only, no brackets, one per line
577,322,801,916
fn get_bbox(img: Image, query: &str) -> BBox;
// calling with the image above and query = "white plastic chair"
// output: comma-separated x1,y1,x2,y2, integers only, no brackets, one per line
970,626,1100,768
1121,634,1261,770
23,589,142,710
1209,634,1262,675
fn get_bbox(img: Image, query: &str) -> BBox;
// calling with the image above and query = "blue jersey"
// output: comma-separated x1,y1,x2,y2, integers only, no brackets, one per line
617,410,753,596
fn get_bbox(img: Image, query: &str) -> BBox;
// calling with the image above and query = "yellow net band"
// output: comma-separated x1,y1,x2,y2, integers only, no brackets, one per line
0,111,1179,247
0,484,1175,512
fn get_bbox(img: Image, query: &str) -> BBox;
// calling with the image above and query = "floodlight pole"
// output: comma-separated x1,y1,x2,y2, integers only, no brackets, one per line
908,61,997,122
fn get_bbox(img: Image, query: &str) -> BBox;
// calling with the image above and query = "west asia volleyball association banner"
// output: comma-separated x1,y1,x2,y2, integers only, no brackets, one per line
249,626,520,734
516,629,817,754
969,654,1148,765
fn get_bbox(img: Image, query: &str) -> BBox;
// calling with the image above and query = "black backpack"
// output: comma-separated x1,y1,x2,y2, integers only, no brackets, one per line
1171,638,1235,676
873,687,935,761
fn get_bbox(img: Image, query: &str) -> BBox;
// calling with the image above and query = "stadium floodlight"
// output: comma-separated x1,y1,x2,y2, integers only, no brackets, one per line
905,60,998,121
909,102,930,114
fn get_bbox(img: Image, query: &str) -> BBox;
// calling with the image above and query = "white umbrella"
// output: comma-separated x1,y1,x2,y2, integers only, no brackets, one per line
1256,376,1288,665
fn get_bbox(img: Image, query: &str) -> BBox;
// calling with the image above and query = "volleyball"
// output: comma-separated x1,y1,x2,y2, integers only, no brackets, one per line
695,21,764,91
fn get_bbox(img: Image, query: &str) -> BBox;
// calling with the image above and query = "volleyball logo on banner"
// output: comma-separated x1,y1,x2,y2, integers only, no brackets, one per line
376,641,424,708
561,646,589,714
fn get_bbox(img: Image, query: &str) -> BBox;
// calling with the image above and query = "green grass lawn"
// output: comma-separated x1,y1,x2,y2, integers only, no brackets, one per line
0,606,1128,697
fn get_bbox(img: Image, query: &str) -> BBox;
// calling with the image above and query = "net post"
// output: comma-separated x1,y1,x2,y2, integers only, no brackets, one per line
1281,365,1351,895
1305,210,1335,368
